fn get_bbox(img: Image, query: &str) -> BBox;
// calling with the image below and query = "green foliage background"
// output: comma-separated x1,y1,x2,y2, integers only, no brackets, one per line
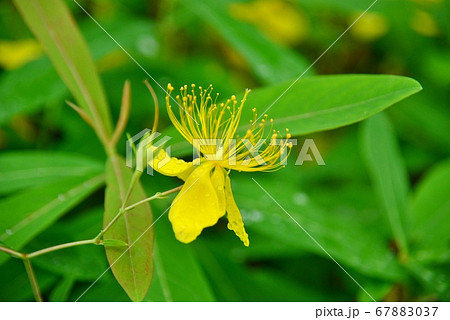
0,0,449,301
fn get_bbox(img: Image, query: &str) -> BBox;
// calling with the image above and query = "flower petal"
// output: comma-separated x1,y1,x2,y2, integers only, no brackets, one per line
169,162,226,243
210,166,226,214
225,174,250,246
149,147,195,181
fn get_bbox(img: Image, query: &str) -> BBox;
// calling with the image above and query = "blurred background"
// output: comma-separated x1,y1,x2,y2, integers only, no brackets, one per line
0,0,449,301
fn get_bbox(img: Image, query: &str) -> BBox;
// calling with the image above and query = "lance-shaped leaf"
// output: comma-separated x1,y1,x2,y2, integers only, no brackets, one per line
0,173,104,265
0,151,103,195
410,159,450,262
242,74,422,135
14,0,113,144
361,113,410,257
145,217,214,301
104,155,154,302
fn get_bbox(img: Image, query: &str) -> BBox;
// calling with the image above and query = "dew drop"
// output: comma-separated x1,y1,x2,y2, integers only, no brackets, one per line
137,36,159,57
293,192,308,206
5,229,13,235
243,209,263,223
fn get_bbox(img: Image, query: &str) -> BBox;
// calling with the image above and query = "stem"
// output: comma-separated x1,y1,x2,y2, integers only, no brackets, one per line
101,82,161,237
95,208,124,241
0,184,183,264
95,184,183,241
110,80,131,148
125,185,183,212
23,258,43,302
143,79,159,133
122,169,143,209
95,170,142,241
0,183,183,263
26,239,97,259
0,245,25,259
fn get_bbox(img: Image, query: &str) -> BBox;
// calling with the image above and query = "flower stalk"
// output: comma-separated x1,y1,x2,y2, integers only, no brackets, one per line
23,258,43,302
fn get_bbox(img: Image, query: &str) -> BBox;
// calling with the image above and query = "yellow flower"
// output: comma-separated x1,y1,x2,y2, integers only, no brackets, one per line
349,12,389,42
0,39,42,70
230,0,309,46
150,84,291,246
410,10,440,37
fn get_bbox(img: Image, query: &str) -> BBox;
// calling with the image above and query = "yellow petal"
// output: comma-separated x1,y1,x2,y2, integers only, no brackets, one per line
169,162,226,243
210,166,226,214
149,147,195,181
225,174,249,246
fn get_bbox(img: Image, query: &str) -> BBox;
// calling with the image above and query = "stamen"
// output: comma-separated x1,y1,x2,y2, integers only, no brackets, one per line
165,83,291,172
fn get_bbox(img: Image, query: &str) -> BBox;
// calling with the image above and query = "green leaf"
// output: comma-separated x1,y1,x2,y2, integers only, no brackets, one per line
49,275,76,302
243,74,422,136
102,239,128,247
0,151,103,195
70,272,130,302
389,94,450,155
187,0,311,84
356,280,393,302
144,217,214,301
0,173,104,265
14,0,113,141
29,207,108,280
104,154,153,302
410,159,450,258
232,169,404,281
405,260,450,299
0,58,66,125
0,259,57,302
194,239,342,301
361,113,410,256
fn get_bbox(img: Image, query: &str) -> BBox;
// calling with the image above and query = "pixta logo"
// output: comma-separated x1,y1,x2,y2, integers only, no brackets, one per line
126,129,325,176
